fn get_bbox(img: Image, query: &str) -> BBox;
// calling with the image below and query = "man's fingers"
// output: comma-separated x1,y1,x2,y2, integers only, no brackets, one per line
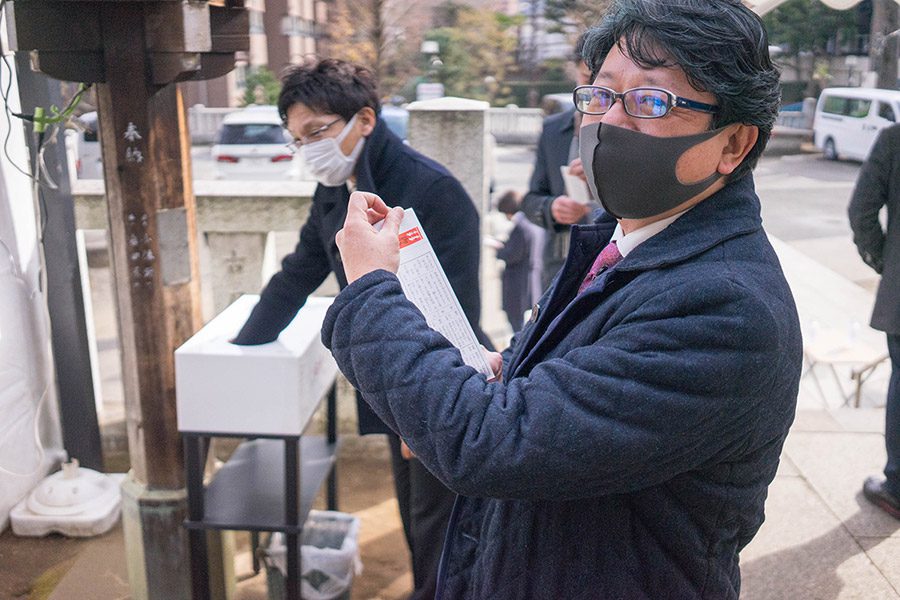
552,196,577,223
349,190,390,217
370,205,405,235
382,206,404,234
553,198,590,224
400,440,415,460
568,159,586,181
480,345,503,381
339,193,403,282
366,208,383,224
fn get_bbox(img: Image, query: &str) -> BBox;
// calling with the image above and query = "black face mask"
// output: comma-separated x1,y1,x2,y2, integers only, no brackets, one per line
579,121,725,219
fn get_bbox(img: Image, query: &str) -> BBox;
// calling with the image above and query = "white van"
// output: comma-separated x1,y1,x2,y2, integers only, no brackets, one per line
813,87,900,161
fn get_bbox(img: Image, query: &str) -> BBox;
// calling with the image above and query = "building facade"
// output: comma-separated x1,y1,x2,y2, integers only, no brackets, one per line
180,0,329,109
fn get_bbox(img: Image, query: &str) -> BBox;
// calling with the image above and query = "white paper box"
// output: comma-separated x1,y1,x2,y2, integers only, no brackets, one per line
175,295,337,436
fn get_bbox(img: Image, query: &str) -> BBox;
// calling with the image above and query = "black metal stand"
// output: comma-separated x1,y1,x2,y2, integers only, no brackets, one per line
184,382,339,600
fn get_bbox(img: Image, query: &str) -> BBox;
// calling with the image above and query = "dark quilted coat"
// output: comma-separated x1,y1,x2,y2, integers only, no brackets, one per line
322,175,802,599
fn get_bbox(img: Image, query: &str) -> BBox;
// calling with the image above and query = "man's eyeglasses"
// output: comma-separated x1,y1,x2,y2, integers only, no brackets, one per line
573,85,718,119
286,116,343,153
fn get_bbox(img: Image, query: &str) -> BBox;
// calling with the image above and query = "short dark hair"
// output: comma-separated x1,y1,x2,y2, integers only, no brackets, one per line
582,0,781,180
496,190,521,215
277,58,381,124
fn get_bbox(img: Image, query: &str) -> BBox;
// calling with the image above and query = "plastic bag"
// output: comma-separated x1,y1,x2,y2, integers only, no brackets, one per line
266,510,362,600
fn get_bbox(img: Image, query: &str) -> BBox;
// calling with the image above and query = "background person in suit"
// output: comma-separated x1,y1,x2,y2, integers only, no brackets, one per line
494,190,539,332
521,33,596,290
233,58,489,598
849,123,900,519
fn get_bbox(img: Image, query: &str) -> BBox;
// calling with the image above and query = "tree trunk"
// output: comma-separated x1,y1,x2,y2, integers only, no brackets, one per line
372,0,386,78
870,0,899,89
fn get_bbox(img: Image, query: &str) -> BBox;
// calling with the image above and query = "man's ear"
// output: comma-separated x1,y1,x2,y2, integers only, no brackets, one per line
358,106,377,137
717,124,758,175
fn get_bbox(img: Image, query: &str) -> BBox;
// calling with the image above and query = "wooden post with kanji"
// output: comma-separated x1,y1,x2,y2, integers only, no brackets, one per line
7,2,248,598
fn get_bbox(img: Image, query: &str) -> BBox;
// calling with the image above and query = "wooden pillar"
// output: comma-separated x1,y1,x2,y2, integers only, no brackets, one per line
96,4,202,598
8,1,248,597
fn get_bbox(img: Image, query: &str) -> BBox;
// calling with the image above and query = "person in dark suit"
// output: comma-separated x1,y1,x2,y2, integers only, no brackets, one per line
233,58,488,598
494,190,538,332
849,123,900,519
521,34,596,290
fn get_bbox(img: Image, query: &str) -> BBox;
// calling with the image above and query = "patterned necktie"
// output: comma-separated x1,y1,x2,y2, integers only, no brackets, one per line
577,241,623,295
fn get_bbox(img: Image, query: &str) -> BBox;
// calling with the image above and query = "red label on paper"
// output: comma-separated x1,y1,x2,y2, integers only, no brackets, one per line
398,227,423,249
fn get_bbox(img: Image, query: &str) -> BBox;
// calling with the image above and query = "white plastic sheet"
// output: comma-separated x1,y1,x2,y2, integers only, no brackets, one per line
0,241,44,478
0,49,63,532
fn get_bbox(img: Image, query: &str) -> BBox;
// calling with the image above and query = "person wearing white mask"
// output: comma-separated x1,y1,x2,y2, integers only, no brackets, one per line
298,111,365,187
232,58,487,600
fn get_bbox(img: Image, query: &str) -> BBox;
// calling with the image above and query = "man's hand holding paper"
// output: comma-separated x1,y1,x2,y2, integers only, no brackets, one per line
335,191,405,283
567,157,587,182
551,195,591,224
552,159,593,224
336,194,495,377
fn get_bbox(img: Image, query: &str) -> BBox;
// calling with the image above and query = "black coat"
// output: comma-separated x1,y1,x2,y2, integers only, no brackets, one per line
849,123,900,334
521,109,576,289
234,118,485,434
496,213,536,328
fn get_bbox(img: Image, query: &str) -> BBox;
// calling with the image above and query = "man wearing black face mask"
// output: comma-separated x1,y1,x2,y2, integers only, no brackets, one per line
320,1,802,597
232,58,488,600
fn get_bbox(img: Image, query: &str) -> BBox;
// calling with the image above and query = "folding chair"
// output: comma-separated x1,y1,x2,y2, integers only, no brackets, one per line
802,327,889,407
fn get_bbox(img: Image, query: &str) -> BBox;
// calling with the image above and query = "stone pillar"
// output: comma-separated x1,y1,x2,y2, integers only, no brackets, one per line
203,232,268,317
406,97,503,341
406,97,491,218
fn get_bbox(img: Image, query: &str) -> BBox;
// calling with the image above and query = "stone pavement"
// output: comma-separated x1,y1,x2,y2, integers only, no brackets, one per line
6,217,900,599
737,237,900,599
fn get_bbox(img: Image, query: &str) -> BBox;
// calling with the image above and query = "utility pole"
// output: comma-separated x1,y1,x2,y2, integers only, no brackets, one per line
869,0,899,89
7,2,248,598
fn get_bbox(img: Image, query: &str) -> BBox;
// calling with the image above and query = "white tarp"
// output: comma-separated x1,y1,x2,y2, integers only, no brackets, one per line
0,40,64,533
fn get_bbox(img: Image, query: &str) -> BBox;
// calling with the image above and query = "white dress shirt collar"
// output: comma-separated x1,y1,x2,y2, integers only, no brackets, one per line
610,211,688,258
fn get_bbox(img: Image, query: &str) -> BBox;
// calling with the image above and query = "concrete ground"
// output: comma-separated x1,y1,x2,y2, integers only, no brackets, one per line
0,435,411,600
1,149,899,599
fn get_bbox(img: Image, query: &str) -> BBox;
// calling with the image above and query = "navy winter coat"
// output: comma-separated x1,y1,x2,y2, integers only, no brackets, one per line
234,118,485,434
322,175,802,598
